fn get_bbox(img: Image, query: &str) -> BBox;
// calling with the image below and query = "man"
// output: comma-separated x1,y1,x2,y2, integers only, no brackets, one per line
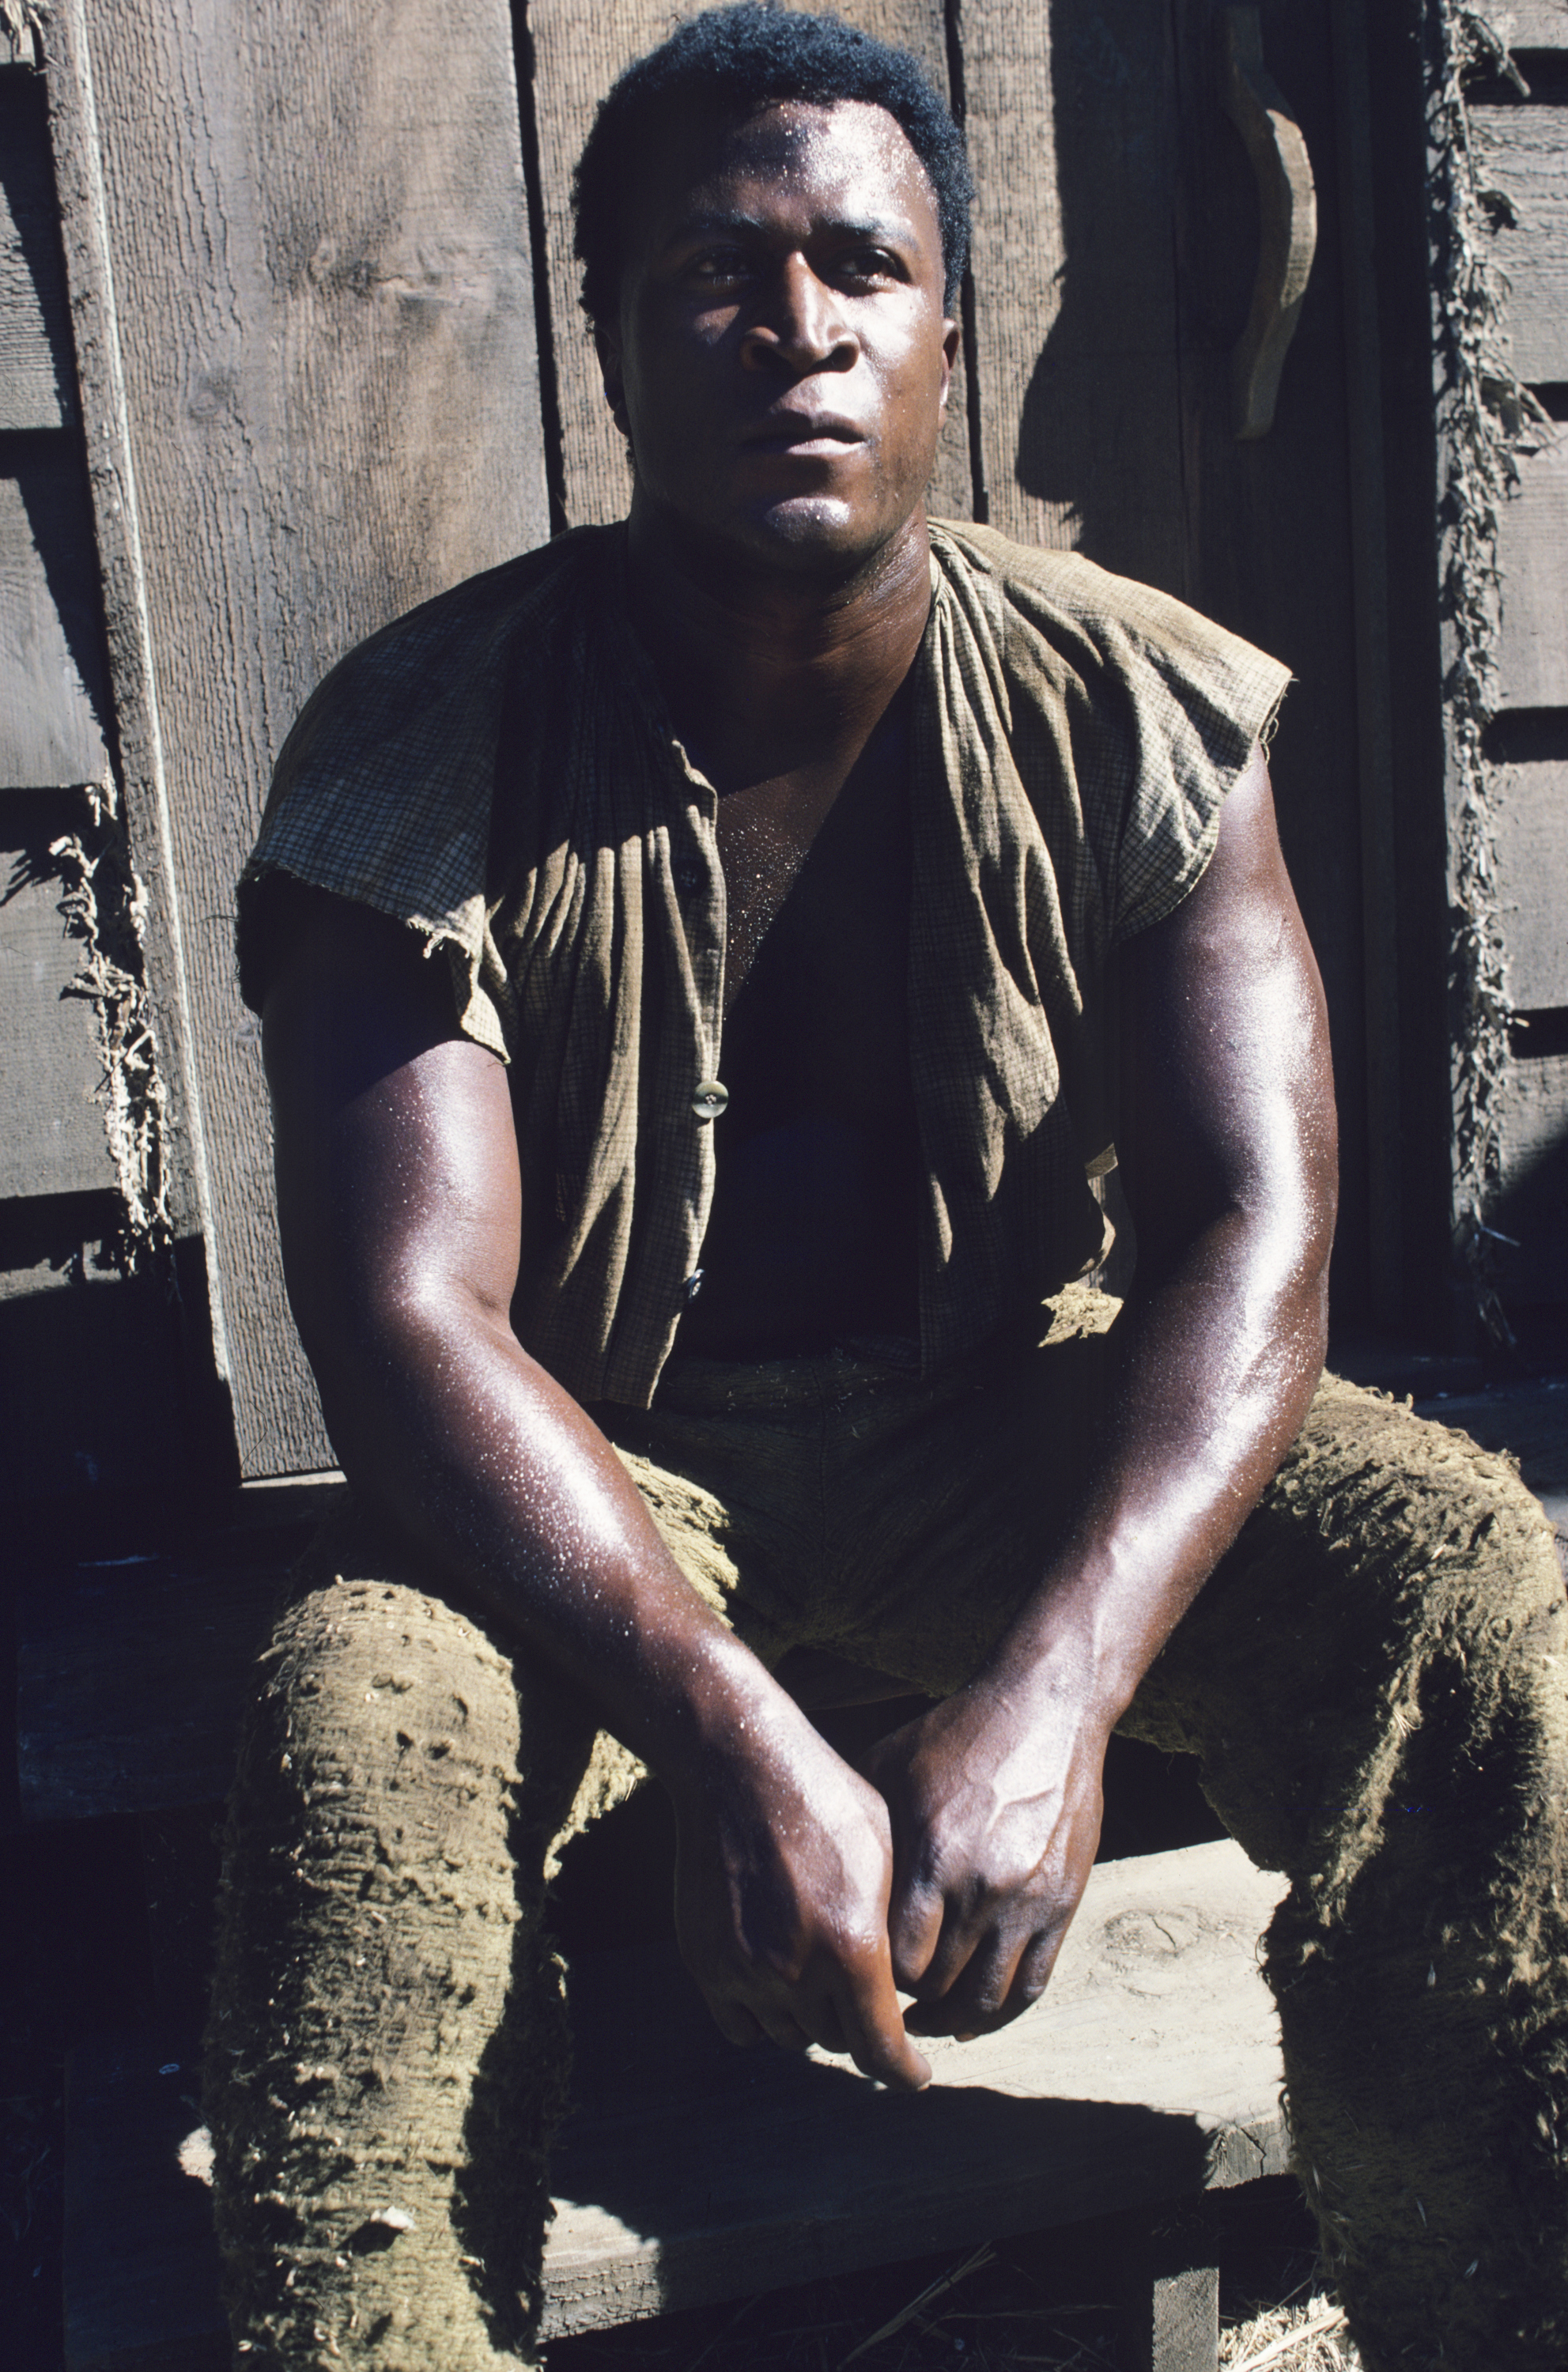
204,11,1568,2369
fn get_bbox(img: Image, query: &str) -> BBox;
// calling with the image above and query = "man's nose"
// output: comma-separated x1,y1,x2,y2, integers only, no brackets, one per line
739,254,857,374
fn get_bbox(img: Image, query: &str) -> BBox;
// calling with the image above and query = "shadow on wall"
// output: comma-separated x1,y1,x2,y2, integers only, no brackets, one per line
1011,0,1253,598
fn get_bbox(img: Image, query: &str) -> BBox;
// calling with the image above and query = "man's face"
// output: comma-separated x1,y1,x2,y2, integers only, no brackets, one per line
598,97,959,575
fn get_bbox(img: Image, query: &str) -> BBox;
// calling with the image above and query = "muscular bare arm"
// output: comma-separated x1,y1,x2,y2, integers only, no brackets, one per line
262,888,929,2087
864,747,1336,2036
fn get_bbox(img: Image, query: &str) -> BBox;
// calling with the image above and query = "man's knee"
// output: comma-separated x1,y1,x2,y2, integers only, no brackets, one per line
248,1557,524,1838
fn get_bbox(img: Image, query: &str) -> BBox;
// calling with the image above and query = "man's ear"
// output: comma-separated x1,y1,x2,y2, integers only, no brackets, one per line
594,323,631,440
939,316,960,411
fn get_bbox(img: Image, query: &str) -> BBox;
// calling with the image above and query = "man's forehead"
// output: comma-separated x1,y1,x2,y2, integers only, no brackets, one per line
634,96,936,233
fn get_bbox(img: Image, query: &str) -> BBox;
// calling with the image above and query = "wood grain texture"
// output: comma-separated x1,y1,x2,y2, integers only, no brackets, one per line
1495,1048,1568,1305
43,0,211,1253
68,0,550,1475
1496,424,1568,708
62,1841,1286,2364
963,0,1187,588
1493,754,1568,1008
526,0,972,530
544,1839,1287,2335
0,448,110,787
0,800,111,1195
1474,108,1568,385
1502,3,1568,49
1329,0,1404,1326
0,69,77,428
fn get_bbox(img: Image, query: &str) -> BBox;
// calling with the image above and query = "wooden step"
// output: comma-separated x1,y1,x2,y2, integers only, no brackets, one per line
65,1838,1288,2369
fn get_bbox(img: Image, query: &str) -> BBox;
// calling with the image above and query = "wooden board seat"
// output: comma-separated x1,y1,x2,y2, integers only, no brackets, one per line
65,1839,1289,2370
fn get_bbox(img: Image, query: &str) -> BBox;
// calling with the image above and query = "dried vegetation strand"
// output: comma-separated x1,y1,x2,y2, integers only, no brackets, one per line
49,777,174,1260
1220,2295,1360,2372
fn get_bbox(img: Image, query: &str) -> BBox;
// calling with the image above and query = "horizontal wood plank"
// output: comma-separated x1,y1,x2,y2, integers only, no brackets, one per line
63,1841,1287,2366
1495,423,1568,708
1494,1047,1568,1305
75,0,551,1475
1473,108,1568,384
527,0,971,532
543,1840,1289,2335
0,804,111,1195
0,448,111,787
1492,753,1568,1007
0,70,77,429
1500,4,1568,50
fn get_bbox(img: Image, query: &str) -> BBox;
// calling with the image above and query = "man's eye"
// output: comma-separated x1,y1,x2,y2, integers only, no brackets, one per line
688,251,750,284
836,248,898,282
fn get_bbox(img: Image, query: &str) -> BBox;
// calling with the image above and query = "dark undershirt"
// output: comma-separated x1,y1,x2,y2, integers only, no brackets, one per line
677,716,922,1360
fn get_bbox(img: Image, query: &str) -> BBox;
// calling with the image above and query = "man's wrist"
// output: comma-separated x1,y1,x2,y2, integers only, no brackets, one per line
980,1555,1154,1742
634,1622,812,1807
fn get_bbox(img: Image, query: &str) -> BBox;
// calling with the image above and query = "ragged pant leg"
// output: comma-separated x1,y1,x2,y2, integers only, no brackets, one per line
1127,1376,1568,2371
202,1512,632,2372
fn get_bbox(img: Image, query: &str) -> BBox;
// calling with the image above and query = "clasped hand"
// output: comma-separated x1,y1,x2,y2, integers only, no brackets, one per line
673,1679,1105,2089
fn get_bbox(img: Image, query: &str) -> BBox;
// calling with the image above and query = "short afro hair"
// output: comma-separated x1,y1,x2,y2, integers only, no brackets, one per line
572,5,973,327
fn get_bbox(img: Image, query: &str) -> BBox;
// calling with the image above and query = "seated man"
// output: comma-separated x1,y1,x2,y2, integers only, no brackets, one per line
202,9,1568,2367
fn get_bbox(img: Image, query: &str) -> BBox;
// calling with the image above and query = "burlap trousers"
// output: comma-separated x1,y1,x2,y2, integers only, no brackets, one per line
203,1317,1568,2371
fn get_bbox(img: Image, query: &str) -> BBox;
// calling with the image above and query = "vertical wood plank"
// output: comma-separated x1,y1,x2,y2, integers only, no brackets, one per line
1331,0,1404,1326
526,0,971,532
960,0,1187,589
53,0,550,1475
1161,1,1378,1313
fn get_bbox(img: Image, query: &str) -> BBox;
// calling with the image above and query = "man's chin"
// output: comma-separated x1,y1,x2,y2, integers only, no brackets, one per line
633,482,924,590
729,493,906,577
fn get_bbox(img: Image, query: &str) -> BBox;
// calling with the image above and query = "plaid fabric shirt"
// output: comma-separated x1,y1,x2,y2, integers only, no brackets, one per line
239,521,1290,1409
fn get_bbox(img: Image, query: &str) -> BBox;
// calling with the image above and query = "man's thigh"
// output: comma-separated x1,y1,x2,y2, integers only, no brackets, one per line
1123,1371,1568,1877
602,1288,1123,1694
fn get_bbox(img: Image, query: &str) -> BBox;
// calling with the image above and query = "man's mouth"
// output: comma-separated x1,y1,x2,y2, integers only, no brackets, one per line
741,410,865,456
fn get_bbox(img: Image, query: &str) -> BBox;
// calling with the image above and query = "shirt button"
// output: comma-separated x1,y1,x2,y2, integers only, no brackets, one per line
692,1079,729,1120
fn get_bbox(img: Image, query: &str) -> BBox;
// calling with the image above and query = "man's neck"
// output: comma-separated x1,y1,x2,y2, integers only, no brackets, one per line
624,493,934,797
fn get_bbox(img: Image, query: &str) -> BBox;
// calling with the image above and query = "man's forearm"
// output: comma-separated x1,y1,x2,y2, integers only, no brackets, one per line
981,1203,1328,1733
310,1290,787,1802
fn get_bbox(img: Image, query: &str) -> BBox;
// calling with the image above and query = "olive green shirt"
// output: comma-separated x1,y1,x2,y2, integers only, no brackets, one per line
238,520,1290,1408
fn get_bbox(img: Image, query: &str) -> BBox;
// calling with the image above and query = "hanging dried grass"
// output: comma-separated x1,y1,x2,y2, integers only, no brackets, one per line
49,776,174,1262
1429,2,1552,1344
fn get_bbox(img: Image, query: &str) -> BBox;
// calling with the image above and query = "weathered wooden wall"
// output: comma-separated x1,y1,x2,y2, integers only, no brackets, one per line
4,0,1564,1499
0,50,172,1506
1470,17,1568,1309
40,0,552,1477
